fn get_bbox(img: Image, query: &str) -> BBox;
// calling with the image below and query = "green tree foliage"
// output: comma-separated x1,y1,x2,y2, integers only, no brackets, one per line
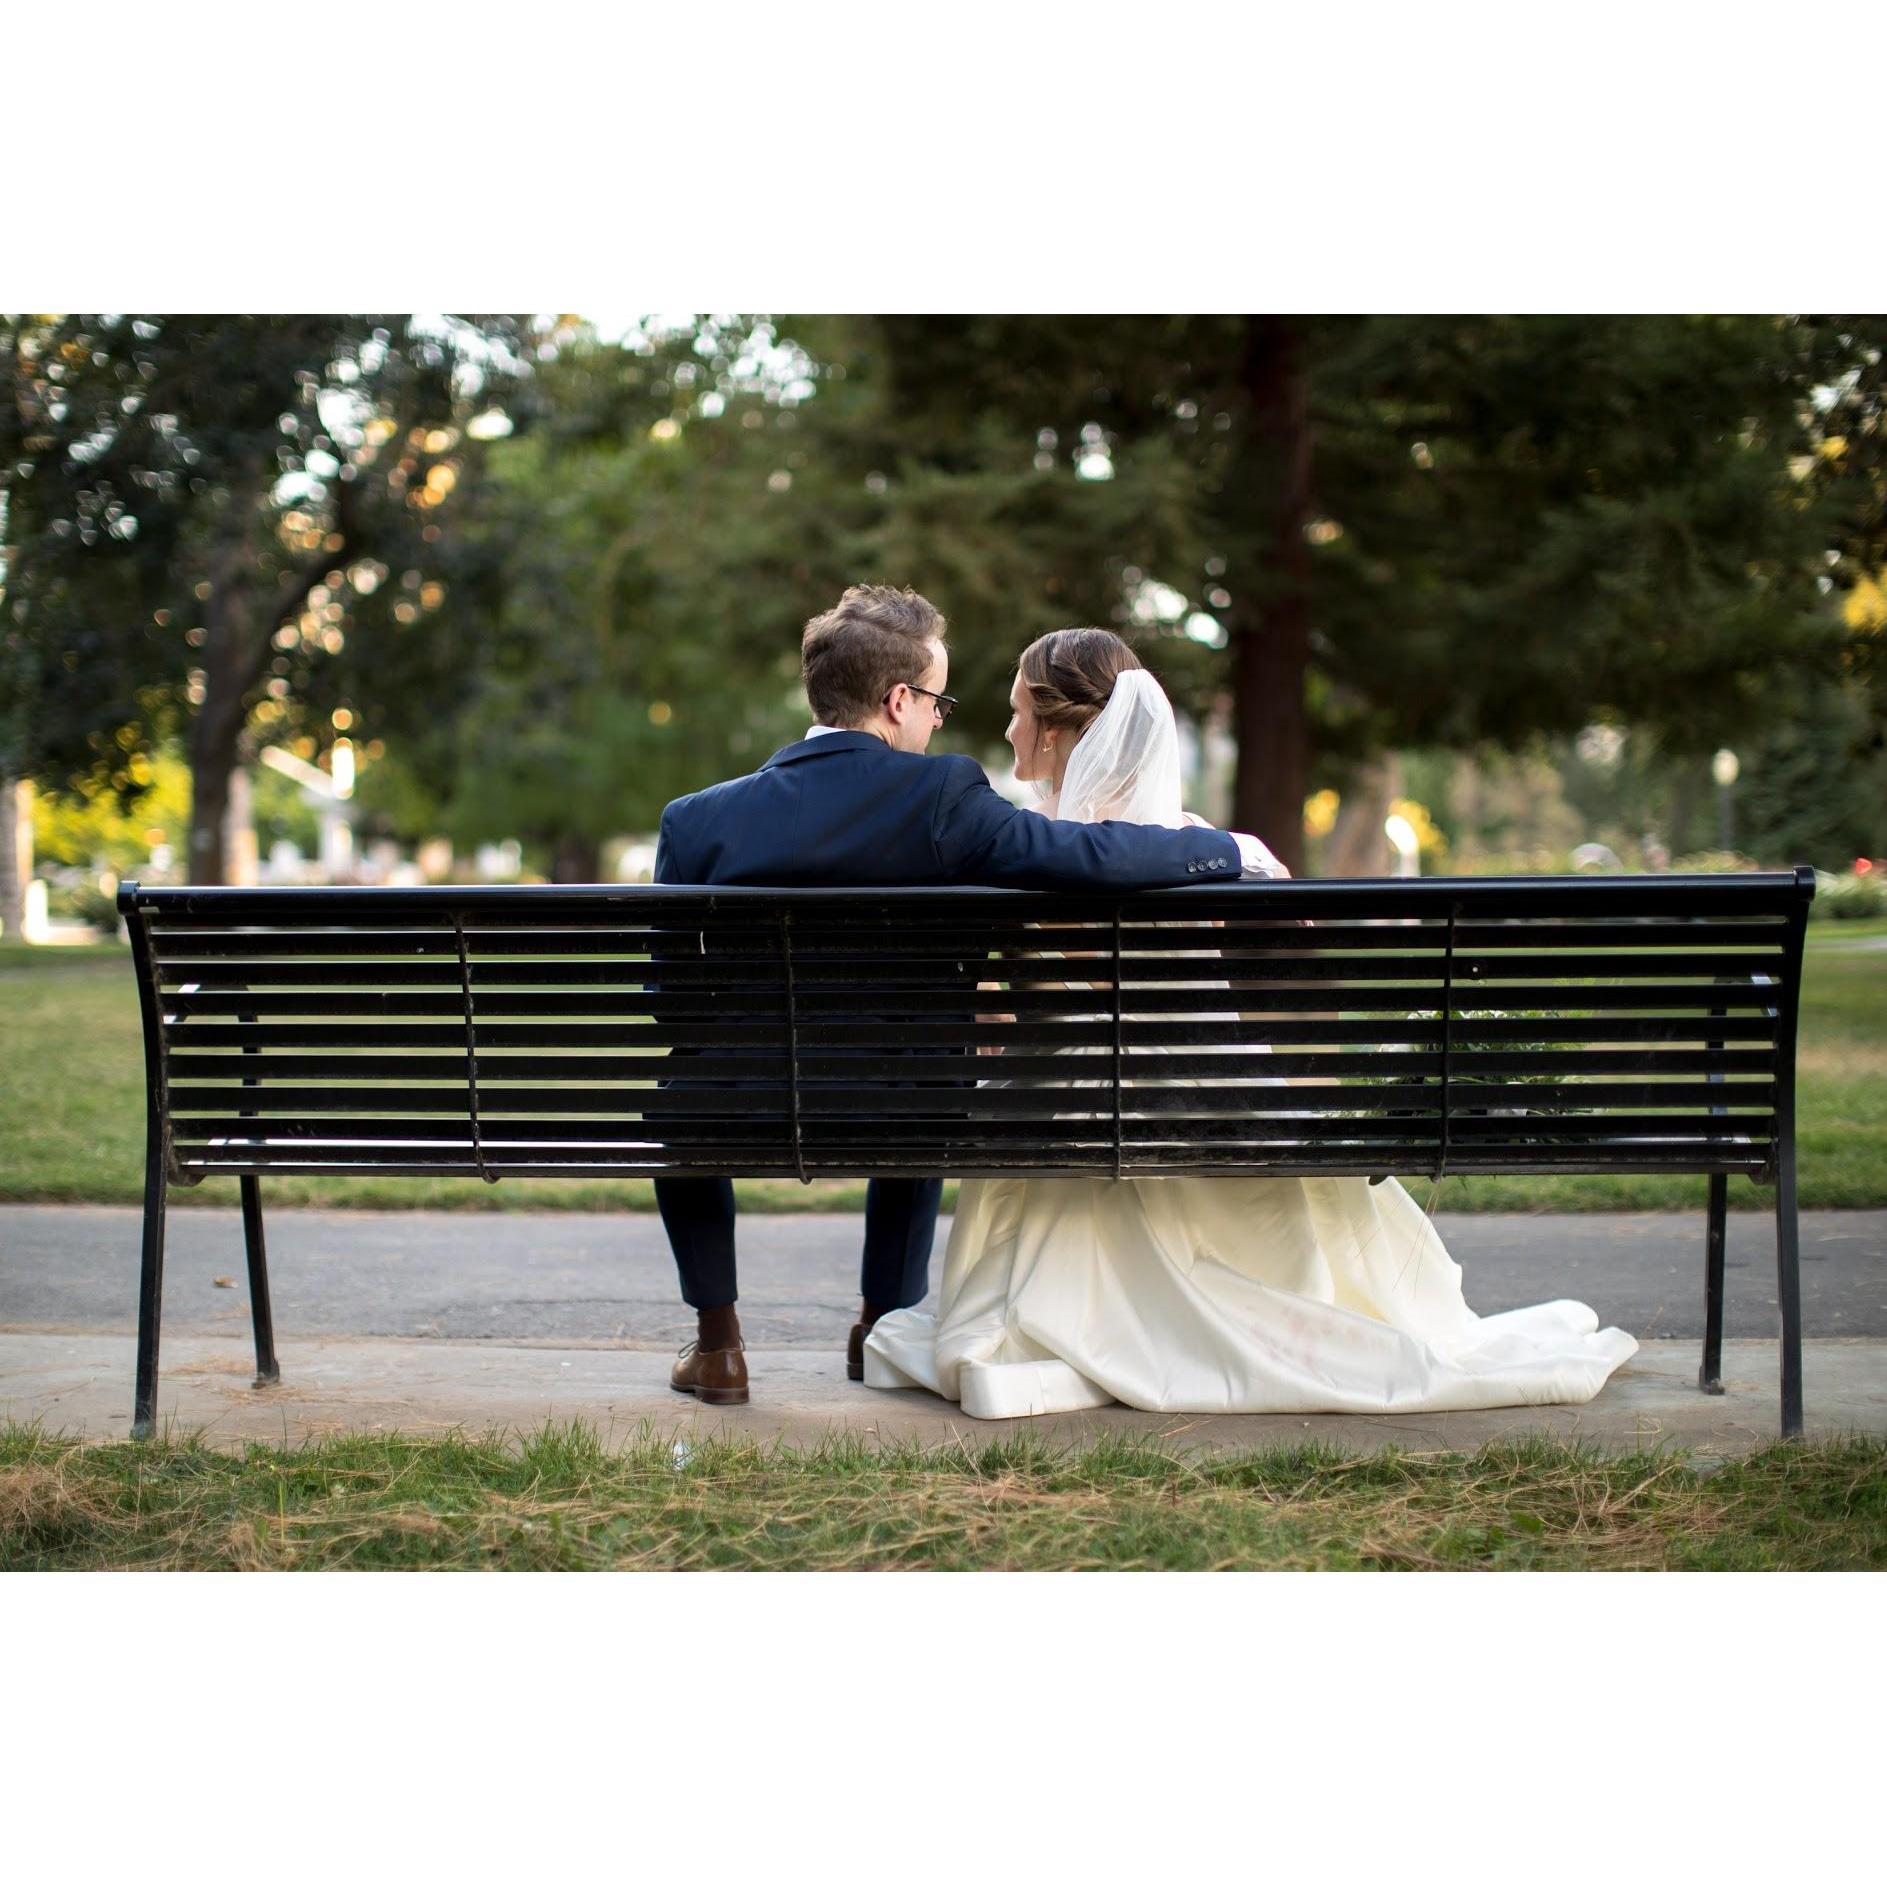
1800,316,1887,656
1734,676,1886,865
1,314,524,881
853,316,1841,868
420,318,1229,874
8,314,1865,886
408,319,838,877
1781,317,1887,861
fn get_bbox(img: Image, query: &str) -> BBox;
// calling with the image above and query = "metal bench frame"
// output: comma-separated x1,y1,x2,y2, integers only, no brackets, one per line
118,871,1816,1438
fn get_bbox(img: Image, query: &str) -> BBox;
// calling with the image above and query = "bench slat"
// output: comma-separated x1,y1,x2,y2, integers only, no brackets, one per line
131,877,1809,922
171,1153,1774,1178
146,920,1796,966
159,1046,1780,1083
168,1131,1774,1162
159,1014,1786,1051
165,1074,1777,1113
150,949,1791,985
168,1112,1777,1149
144,916,1795,953
154,969,1792,1015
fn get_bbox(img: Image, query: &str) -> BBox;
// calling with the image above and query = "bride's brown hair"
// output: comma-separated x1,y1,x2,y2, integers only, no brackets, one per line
1017,628,1143,746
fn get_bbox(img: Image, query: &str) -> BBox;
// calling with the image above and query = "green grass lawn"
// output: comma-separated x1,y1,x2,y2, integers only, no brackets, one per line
2,1424,1880,1570
3,926,1881,1214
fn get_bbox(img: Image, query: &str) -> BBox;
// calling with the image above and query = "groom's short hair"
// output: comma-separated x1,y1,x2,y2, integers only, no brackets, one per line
801,585,947,728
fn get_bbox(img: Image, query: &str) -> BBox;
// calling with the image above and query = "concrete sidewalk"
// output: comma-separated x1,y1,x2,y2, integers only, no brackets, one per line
4,1331,1880,1455
4,1204,1881,1454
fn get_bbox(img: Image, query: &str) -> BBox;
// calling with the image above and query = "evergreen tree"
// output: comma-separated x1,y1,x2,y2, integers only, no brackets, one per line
852,315,1839,870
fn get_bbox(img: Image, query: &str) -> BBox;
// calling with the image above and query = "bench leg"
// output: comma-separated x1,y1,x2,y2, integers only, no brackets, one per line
1776,1150,1804,1439
240,1176,280,1387
131,1160,167,1441
1698,1174,1727,1394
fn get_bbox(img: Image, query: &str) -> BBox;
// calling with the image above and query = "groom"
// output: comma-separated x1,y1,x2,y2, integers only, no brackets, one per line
652,583,1276,1405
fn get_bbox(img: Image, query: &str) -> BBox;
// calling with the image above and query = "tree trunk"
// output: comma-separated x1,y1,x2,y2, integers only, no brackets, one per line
1323,754,1402,877
187,562,265,885
187,703,243,885
0,777,25,941
1230,315,1314,875
552,834,603,884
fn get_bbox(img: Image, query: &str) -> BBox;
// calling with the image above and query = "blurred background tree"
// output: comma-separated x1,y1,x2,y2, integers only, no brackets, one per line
404,317,839,878
1762,315,1887,864
6,313,1881,895
1,314,524,882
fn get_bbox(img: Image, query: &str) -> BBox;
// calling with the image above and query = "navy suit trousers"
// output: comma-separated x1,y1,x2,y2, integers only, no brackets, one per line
654,1175,943,1313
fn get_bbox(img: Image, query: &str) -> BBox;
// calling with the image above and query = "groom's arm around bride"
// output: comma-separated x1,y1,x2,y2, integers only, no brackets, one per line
655,586,1255,894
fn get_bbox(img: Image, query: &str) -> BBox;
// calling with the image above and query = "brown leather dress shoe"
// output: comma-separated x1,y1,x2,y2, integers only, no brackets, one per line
848,1302,895,1382
670,1341,749,1405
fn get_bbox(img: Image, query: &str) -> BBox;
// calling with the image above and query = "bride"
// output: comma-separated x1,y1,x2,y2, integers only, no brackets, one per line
863,627,1638,1420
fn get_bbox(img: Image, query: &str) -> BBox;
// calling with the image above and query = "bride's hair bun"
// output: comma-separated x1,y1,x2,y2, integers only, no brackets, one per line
1018,627,1143,741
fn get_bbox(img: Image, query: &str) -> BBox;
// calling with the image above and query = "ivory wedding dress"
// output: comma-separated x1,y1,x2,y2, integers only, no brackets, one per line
863,670,1638,1420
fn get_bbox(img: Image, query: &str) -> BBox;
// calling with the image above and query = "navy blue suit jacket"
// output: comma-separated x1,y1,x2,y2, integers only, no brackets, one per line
654,731,1241,889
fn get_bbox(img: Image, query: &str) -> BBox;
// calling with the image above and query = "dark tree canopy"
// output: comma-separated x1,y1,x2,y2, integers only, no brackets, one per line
2,314,524,879
846,315,1843,867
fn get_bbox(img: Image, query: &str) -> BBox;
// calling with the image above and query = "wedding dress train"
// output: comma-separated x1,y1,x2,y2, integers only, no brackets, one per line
862,667,1637,1419
862,1165,1638,1419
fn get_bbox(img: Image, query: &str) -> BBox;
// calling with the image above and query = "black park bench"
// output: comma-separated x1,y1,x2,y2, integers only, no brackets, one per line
117,870,1816,1439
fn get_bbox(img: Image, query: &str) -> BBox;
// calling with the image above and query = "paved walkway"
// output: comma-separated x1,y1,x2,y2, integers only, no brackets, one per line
3,1334,1879,1455
3,1205,1882,1452
6,1205,1884,1343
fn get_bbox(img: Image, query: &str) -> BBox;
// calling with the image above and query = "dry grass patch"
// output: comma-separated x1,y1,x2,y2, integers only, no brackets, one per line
3,1423,1881,1571
0,1461,116,1543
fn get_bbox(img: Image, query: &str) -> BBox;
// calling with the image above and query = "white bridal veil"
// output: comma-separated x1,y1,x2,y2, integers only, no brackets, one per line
1055,668,1187,829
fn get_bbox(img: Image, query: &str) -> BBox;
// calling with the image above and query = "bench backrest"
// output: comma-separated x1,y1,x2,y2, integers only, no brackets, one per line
119,873,1814,1187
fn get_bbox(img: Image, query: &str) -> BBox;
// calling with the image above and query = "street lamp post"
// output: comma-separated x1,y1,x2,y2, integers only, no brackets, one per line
1712,748,1740,854
1383,813,1421,879
260,742,356,880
